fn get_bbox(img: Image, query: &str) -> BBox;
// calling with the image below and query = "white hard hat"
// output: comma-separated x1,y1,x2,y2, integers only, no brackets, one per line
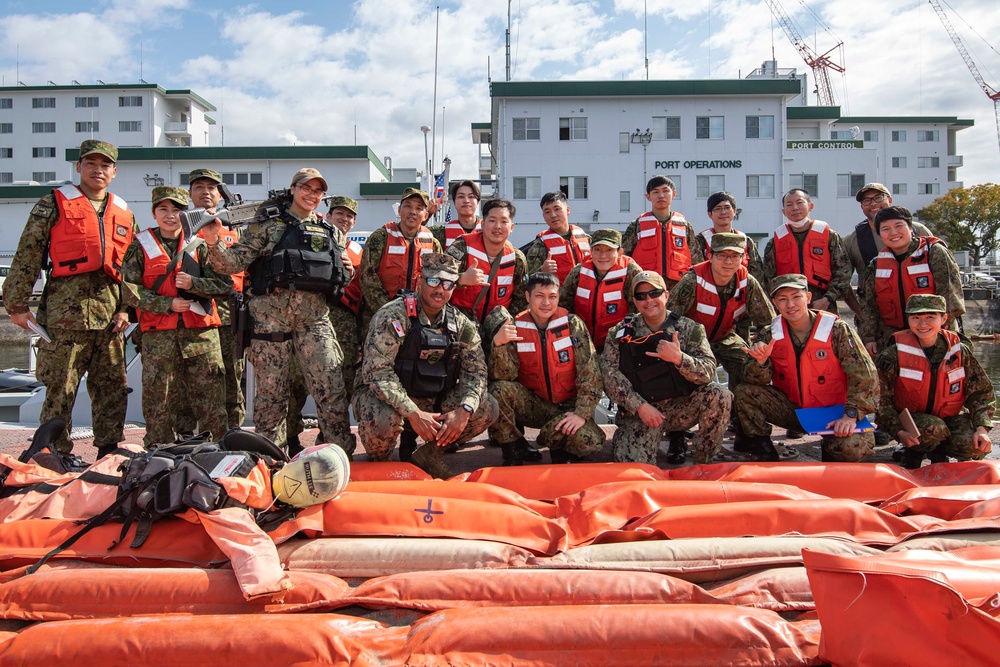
271,444,350,508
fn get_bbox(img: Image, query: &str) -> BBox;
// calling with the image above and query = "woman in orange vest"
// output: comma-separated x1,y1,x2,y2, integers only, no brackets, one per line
122,186,233,447
875,294,994,469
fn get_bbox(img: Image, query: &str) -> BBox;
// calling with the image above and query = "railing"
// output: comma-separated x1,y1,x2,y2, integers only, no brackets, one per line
163,121,191,133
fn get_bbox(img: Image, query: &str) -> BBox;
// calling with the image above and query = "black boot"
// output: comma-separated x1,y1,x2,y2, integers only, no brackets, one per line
900,448,925,470
95,443,117,459
752,436,780,462
497,438,525,467
874,429,891,447
891,445,906,461
399,429,418,463
286,434,304,459
928,443,949,464
666,432,687,465
784,428,806,439
522,442,542,461
550,448,587,464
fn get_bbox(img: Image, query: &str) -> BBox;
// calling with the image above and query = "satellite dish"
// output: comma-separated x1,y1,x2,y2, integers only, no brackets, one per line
849,126,861,139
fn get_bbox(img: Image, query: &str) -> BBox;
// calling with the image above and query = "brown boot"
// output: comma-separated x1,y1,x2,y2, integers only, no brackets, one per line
410,443,454,479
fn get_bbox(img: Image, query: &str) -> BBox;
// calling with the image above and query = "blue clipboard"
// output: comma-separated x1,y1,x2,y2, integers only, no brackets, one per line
794,405,875,436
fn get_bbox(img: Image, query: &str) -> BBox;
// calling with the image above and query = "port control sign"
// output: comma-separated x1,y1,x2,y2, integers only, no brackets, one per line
654,160,743,170
786,140,863,149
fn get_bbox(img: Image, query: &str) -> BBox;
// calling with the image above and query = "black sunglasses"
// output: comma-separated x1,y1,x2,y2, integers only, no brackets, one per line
633,288,665,301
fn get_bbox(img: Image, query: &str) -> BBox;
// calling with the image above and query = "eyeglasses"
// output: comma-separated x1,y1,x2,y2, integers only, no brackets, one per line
425,277,456,290
633,288,665,301
296,184,326,196
861,194,889,206
711,204,735,213
712,252,742,264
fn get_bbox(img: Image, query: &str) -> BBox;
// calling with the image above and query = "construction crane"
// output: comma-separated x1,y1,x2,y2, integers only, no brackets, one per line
928,0,1000,155
763,0,845,106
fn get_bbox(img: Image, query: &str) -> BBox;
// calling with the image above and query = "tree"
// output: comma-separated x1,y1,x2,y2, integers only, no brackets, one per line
916,183,1000,266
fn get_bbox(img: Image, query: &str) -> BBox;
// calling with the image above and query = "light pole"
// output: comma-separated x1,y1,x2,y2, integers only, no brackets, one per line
440,156,452,224
631,128,653,184
421,125,431,193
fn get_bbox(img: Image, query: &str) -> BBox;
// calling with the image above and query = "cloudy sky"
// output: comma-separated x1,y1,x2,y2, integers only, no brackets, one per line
2,0,999,186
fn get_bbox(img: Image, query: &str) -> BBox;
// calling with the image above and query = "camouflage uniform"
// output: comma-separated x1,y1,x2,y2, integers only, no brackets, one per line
445,236,529,320
621,213,699,289
206,210,353,453
695,230,767,286
876,336,995,461
524,229,592,276
736,312,879,461
859,237,965,351
484,306,605,457
763,224,852,311
352,297,498,460
600,311,732,465
2,188,138,453
429,219,481,249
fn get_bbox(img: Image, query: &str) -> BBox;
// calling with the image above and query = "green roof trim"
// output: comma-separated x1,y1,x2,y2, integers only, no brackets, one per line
0,185,57,199
836,116,974,126
491,79,801,98
471,122,491,130
787,106,841,120
163,89,216,111
0,83,216,111
359,182,420,197
205,115,217,125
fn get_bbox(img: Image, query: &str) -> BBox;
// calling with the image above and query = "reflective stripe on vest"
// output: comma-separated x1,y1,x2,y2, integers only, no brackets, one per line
769,311,847,409
874,237,941,329
687,261,748,343
338,239,364,314
515,308,577,405
892,329,966,418
448,232,517,321
377,221,436,298
772,220,832,292
444,219,481,248
629,212,692,281
574,256,630,349
50,185,133,280
137,229,221,332
538,226,591,283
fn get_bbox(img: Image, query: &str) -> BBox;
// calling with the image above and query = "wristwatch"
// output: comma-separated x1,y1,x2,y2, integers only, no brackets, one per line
844,407,859,421
460,404,474,414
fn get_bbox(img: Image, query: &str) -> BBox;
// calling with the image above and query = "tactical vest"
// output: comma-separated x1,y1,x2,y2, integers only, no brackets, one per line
514,308,577,405
338,239,364,314
448,232,517,321
444,219,481,248
199,225,244,293
769,312,847,409
250,215,348,297
574,256,629,349
50,184,133,280
699,227,751,269
629,212,692,282
687,261,748,343
378,221,436,299
892,329,966,419
136,230,221,333
537,225,591,283
874,237,942,329
393,296,461,398
617,313,697,403
772,220,832,293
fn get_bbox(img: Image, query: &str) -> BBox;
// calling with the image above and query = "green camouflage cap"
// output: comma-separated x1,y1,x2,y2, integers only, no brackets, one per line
769,273,809,296
151,185,191,208
79,139,118,163
401,187,430,206
632,270,667,298
591,229,622,249
905,293,947,314
711,232,747,253
421,252,461,281
188,168,223,184
856,182,891,202
291,168,328,192
328,195,358,215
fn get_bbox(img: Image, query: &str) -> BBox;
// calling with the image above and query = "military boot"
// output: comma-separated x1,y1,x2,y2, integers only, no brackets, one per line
752,436,780,462
666,432,687,464
496,438,526,466
928,443,949,464
900,448,925,470
410,443,453,479
399,428,418,463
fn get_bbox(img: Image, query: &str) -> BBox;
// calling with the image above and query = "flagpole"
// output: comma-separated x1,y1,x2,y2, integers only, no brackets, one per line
430,6,440,199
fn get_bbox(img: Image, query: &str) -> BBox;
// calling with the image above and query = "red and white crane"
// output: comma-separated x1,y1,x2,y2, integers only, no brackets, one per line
763,0,845,106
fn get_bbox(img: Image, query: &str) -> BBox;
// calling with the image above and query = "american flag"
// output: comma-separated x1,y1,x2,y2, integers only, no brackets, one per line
434,171,446,202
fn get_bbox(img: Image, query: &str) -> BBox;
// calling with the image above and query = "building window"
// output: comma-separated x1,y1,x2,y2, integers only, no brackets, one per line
652,116,681,140
0,123,12,134
620,191,630,212
32,97,55,109
219,172,264,186
512,117,540,141
891,157,907,168
837,173,866,198
0,173,11,184
746,175,775,199
917,130,939,142
119,95,143,107
830,130,853,140
75,121,99,133
696,175,725,198
667,176,682,199
892,130,906,142
696,116,724,140
789,174,819,197
559,176,588,199
917,156,940,168
75,96,99,108
619,132,630,153
746,115,774,139
32,171,56,182
119,121,142,132
918,183,941,195
0,148,11,158
0,98,11,109
512,176,541,200
559,117,587,141
32,147,56,158
863,130,879,142
892,183,907,195
32,122,56,133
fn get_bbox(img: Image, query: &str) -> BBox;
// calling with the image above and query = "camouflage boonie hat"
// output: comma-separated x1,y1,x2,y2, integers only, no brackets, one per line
769,273,809,296
632,271,667,298
329,195,358,215
79,139,118,163
291,168,328,192
856,182,891,202
591,229,622,249
905,293,947,314
188,168,223,184
401,187,431,206
421,252,461,282
711,232,747,253
151,186,190,208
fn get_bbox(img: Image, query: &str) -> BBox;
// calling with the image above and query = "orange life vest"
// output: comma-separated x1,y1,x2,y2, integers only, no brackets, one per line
687,261,748,343
699,228,751,269
199,226,244,293
49,184,133,280
772,220,833,293
448,232,517,321
769,311,847,409
136,229,221,333
892,329,966,419
444,218,481,248
628,212,692,282
574,256,629,349
377,221,436,299
338,239,364,314
874,237,941,329
515,308,577,405
537,226,591,283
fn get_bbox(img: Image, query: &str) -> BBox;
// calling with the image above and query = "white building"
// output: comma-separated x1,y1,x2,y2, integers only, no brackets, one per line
485,70,971,247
